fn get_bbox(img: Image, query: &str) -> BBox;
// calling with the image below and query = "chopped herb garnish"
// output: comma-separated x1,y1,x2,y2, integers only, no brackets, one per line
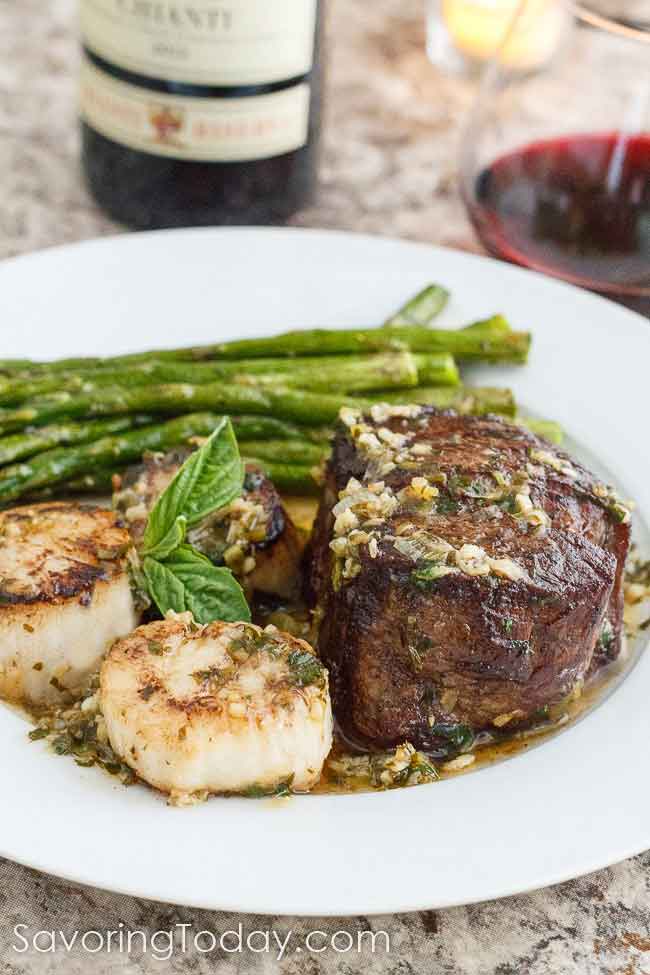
497,496,518,514
412,563,456,586
503,618,514,634
410,757,438,780
326,744,438,790
28,727,48,741
436,495,460,515
243,777,294,799
26,680,137,786
597,618,615,654
228,636,255,656
287,650,325,688
52,734,73,755
429,722,475,754
147,640,165,655
192,666,222,684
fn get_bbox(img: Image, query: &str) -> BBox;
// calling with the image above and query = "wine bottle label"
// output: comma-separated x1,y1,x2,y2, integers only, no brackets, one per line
80,57,310,161
79,0,318,86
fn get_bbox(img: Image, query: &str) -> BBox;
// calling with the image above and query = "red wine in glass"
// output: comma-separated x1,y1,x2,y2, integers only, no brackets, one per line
468,132,650,317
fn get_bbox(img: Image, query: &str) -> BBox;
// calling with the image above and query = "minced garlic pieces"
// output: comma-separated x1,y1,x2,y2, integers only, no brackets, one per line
455,544,490,576
335,477,399,522
338,405,426,479
443,754,475,772
592,482,633,525
515,493,532,513
326,741,438,790
333,507,359,536
329,477,398,584
454,545,526,582
529,448,577,479
393,531,454,563
219,496,268,576
410,443,433,457
399,475,439,503
168,789,209,808
123,501,148,525
492,709,524,728
335,407,532,587
489,557,527,581
395,527,528,584
377,427,410,450
339,407,363,428
368,403,423,424
515,492,551,535
228,498,267,541
523,472,634,525
356,430,385,459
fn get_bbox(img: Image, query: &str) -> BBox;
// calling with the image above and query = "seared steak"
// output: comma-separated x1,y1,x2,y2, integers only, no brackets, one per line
307,406,630,754
114,449,304,599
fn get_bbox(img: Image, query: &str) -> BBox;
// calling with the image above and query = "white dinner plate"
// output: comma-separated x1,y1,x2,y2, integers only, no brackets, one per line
0,227,648,916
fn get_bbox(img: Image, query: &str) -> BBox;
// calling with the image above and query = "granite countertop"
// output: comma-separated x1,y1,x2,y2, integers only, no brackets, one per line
1,1,649,973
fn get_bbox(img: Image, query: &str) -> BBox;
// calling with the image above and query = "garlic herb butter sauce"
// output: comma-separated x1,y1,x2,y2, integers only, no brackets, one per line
14,488,650,799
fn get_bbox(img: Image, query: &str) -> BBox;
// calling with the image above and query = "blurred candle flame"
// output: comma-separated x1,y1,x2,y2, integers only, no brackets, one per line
440,0,571,71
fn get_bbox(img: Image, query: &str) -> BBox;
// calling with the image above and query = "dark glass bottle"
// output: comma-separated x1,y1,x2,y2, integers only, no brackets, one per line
79,2,322,229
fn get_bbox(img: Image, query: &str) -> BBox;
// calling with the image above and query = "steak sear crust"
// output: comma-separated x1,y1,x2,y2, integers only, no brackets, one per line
307,406,630,753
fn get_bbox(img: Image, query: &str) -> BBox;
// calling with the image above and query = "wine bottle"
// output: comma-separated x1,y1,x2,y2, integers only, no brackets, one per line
79,1,322,229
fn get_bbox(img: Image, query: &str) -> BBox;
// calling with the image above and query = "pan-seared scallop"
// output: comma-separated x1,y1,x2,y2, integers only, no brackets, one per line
0,502,137,707
113,451,304,599
100,615,333,798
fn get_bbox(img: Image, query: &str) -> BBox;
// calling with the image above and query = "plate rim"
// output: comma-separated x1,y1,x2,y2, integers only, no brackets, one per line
2,220,650,319
0,225,648,916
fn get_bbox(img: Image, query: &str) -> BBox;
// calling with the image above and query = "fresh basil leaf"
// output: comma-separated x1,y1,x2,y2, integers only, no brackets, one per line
144,545,251,624
143,514,187,561
142,417,244,554
164,543,212,568
143,556,187,617
164,545,251,624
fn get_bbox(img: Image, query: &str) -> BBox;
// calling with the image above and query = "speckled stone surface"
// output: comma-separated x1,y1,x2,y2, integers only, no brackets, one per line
0,0,478,257
0,1,649,972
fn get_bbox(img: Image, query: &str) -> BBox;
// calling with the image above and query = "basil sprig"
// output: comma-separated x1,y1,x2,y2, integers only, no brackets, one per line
142,416,243,557
143,546,250,623
140,418,251,624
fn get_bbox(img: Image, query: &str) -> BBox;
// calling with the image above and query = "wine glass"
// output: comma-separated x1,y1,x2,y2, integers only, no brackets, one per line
460,1,650,317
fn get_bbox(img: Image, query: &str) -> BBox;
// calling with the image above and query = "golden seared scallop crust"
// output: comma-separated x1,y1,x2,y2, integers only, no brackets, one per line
99,615,333,799
0,502,129,604
0,502,138,706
